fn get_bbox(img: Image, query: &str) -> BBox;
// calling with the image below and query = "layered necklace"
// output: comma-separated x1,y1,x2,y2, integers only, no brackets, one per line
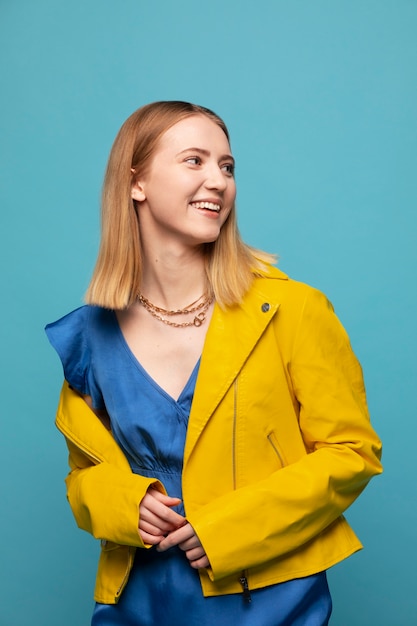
137,292,214,328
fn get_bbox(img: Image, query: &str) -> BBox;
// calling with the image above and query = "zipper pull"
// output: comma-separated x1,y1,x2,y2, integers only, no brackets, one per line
239,575,252,603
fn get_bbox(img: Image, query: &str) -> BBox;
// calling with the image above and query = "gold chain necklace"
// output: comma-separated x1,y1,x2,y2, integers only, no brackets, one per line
137,292,214,328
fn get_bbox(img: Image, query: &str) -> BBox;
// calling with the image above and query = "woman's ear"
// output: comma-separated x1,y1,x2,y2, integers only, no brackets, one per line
131,180,146,202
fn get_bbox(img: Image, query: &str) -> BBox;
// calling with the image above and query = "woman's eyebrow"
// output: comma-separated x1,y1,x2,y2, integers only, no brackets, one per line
176,147,235,164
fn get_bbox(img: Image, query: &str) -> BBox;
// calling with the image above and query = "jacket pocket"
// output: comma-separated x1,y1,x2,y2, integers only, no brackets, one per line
267,431,288,468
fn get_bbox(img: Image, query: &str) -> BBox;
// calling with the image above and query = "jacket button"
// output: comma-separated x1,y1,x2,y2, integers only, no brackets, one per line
261,302,270,312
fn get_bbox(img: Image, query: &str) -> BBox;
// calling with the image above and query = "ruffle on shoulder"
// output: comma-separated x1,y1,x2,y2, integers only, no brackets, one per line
45,306,95,398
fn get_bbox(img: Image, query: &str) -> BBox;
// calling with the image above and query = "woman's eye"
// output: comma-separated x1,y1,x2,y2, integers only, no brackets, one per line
221,163,235,176
185,156,201,165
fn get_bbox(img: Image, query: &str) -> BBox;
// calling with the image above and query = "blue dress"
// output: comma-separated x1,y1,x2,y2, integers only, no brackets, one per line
46,306,332,626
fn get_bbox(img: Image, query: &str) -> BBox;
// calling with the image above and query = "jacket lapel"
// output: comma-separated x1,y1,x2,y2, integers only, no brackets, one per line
184,277,282,461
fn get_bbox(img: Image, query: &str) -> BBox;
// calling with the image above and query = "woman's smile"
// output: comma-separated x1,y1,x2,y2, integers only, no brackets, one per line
189,201,221,213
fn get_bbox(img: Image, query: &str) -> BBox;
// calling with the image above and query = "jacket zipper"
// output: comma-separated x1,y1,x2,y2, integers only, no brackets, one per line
115,547,135,600
232,379,238,492
239,572,252,603
233,379,252,603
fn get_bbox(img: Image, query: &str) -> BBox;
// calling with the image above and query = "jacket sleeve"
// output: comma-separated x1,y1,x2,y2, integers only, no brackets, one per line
56,384,166,547
187,287,382,581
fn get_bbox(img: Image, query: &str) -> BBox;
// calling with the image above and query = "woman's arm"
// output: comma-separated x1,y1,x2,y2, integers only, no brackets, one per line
57,384,184,547
179,288,382,580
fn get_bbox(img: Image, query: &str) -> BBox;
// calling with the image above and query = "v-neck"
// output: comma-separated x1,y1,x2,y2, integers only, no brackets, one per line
111,310,200,404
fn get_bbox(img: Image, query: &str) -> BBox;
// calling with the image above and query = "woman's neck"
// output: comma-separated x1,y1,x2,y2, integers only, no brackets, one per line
139,244,208,310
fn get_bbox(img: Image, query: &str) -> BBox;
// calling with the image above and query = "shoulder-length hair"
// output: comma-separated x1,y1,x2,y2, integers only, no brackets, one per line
85,101,275,310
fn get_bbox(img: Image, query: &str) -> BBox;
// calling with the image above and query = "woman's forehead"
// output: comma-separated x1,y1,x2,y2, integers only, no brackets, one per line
157,114,231,153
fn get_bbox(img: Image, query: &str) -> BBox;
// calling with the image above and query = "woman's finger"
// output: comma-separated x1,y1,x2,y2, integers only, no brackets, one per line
189,555,210,569
139,528,165,545
139,518,170,536
156,522,194,552
140,489,185,529
140,508,179,533
182,545,206,562
178,535,210,567
148,488,182,508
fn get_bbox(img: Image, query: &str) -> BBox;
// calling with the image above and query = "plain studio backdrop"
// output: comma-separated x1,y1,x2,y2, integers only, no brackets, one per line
1,1,415,624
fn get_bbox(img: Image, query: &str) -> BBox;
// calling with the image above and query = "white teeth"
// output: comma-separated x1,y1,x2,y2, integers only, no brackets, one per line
191,201,221,212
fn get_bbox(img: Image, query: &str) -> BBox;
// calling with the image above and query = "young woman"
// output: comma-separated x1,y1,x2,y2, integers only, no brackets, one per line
46,101,382,625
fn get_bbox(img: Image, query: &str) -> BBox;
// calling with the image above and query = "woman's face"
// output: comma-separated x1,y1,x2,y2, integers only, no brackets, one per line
132,114,236,250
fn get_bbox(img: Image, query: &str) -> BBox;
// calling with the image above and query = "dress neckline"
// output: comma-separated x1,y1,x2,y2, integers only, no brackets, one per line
110,310,201,404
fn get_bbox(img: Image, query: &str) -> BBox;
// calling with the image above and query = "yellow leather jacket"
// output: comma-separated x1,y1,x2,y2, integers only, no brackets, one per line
55,267,382,604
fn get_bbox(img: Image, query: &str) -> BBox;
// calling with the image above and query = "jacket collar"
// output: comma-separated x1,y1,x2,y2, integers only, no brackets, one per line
184,271,286,461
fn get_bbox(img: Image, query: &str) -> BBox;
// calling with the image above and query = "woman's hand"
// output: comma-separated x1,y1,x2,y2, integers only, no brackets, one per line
156,522,210,569
139,487,186,545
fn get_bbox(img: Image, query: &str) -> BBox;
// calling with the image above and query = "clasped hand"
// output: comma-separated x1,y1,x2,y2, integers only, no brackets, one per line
139,487,210,569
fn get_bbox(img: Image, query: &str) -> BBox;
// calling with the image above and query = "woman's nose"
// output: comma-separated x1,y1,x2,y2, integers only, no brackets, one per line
204,164,227,191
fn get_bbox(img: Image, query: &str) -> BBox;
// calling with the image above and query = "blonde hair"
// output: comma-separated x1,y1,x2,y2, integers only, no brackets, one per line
85,101,275,309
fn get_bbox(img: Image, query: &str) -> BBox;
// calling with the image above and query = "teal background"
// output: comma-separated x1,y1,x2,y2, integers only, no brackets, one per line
1,1,416,624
